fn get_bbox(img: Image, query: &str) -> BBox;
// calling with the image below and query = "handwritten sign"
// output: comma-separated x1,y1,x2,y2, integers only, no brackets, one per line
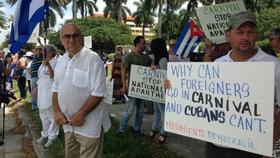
128,65,166,103
104,78,114,104
195,1,246,44
165,62,274,156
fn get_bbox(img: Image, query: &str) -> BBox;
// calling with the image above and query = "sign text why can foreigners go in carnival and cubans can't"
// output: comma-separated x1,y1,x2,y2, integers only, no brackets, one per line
128,65,166,104
195,0,246,44
165,62,274,156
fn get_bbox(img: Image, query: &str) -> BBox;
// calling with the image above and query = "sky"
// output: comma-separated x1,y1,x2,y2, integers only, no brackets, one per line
0,0,140,45
0,0,191,45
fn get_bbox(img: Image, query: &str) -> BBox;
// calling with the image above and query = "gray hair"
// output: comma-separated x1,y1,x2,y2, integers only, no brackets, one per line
270,28,280,38
44,44,57,57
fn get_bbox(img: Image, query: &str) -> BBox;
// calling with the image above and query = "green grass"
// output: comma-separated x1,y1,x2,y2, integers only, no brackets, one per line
15,84,183,158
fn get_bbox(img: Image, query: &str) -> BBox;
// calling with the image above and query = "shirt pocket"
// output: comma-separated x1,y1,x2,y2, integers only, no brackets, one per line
72,68,88,88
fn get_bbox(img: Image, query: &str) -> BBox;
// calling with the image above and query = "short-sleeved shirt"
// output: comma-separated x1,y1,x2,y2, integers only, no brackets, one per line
52,47,111,138
31,55,43,78
123,52,152,82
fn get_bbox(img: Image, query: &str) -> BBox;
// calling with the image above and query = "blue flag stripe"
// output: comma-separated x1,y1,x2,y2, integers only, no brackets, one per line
173,19,190,55
9,0,47,54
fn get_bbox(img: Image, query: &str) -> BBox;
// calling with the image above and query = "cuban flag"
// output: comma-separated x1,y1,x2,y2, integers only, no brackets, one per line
9,0,48,54
174,18,204,59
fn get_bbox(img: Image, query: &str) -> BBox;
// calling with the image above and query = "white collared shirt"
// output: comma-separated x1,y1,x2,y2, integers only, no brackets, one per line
52,47,111,138
38,57,57,109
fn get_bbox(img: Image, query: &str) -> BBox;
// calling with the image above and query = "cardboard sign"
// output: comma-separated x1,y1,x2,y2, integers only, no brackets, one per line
165,62,274,156
84,36,92,48
195,1,246,44
128,65,166,103
104,78,114,104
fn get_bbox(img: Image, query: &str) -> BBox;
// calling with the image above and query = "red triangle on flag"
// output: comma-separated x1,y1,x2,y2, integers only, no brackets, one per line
190,19,204,37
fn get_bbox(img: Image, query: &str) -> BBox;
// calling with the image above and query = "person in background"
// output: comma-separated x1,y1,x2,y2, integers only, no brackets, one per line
24,51,33,96
168,39,179,62
15,49,27,99
203,39,231,62
110,47,124,103
36,45,60,148
52,23,111,158
149,38,169,143
30,46,43,111
269,28,280,59
118,36,152,134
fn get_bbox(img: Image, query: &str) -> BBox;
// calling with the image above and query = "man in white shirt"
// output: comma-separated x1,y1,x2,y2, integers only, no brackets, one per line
205,12,280,158
52,23,111,158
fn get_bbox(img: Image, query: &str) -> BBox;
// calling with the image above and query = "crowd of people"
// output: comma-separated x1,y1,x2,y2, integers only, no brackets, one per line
0,11,279,158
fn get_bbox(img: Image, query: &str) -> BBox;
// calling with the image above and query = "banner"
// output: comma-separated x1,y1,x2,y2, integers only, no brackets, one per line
128,65,166,103
195,1,246,44
165,62,274,156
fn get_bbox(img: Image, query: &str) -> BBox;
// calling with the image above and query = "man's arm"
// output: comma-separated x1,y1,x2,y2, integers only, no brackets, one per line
52,92,68,125
70,96,103,126
121,64,127,94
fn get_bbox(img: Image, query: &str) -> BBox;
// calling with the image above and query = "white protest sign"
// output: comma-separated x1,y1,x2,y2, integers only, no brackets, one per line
27,24,40,43
104,78,114,104
84,36,92,48
165,62,274,156
128,65,166,103
195,1,246,44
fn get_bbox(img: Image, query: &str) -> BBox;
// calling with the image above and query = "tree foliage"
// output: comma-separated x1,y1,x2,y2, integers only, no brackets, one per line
48,18,133,53
256,7,280,40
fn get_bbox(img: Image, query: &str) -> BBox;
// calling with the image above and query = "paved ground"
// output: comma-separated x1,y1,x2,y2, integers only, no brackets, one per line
0,101,206,158
107,102,206,158
0,106,25,158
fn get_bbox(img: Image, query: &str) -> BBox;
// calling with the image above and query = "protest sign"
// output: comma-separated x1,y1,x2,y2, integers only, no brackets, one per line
104,78,114,104
165,62,274,156
128,65,166,103
84,36,92,48
195,1,246,44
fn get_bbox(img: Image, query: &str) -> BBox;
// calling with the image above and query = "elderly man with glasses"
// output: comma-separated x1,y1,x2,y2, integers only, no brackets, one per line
52,23,111,158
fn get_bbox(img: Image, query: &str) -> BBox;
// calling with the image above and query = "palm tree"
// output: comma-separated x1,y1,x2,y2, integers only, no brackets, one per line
103,0,131,23
151,0,165,37
133,0,155,36
72,0,77,19
77,0,98,18
5,0,68,27
0,1,7,29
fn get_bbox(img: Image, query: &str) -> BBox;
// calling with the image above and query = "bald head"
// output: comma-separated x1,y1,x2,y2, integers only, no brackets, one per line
60,23,84,56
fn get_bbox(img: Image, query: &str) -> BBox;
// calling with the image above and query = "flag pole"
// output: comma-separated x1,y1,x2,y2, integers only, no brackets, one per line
43,0,49,59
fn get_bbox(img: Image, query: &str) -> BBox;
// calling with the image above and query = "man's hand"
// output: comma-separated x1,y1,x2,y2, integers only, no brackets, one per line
43,59,50,66
70,112,86,127
164,79,171,89
54,111,68,125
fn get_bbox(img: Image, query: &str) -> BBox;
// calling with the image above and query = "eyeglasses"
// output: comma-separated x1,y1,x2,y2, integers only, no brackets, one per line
35,48,42,50
62,33,81,40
